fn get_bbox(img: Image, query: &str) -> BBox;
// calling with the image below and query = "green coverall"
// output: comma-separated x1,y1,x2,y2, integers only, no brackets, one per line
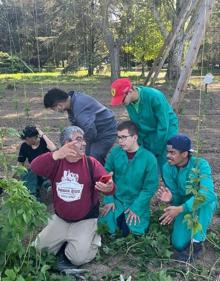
126,86,178,171
100,145,158,235
162,156,217,250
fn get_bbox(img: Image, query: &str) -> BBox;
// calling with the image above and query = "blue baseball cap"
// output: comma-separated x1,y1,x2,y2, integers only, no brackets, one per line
167,134,194,152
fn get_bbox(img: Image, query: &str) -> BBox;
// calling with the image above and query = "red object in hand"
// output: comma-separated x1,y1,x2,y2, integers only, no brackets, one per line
100,174,112,183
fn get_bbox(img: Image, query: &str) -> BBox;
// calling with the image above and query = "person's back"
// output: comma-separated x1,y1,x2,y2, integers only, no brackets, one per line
68,91,117,152
126,86,178,155
44,88,117,164
110,78,179,171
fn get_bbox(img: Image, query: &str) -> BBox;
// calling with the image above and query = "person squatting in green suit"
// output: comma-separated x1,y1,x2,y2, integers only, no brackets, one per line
157,134,217,261
100,120,158,236
110,78,179,172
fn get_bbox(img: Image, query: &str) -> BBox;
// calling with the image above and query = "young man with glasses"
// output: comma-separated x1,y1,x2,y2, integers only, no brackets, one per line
110,78,179,172
44,87,117,165
157,134,217,261
31,126,115,273
100,120,158,236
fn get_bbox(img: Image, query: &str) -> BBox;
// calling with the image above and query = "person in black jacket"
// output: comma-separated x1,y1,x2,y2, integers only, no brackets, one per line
44,88,117,164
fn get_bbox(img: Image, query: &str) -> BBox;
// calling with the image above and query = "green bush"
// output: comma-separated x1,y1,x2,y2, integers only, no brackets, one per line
0,51,32,73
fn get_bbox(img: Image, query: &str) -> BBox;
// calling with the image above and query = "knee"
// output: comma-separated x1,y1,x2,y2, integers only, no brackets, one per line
65,244,98,266
171,236,189,251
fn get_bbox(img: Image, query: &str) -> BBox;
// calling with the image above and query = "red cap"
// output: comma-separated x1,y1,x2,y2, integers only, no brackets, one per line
111,78,132,106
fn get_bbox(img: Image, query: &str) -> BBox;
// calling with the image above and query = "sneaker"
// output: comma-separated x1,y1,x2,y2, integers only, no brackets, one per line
57,257,89,275
175,242,203,262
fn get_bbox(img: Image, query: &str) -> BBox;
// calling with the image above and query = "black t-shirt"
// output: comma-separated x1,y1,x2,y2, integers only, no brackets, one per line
17,138,49,163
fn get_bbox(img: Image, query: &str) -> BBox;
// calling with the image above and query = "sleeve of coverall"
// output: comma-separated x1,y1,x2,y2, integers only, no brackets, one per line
102,149,115,204
183,159,217,213
152,97,169,155
162,164,182,205
129,156,158,215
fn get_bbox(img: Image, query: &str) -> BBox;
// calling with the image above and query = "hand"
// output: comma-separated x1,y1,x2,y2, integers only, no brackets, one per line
125,209,140,226
95,172,114,193
101,203,115,216
159,205,183,225
157,186,172,202
52,141,82,161
36,127,44,137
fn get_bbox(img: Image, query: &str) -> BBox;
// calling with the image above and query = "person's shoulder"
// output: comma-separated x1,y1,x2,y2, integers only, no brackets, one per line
162,161,174,174
40,137,46,145
20,142,28,149
138,146,156,160
139,86,164,96
86,155,102,166
190,156,211,170
139,86,166,103
108,144,123,155
74,91,95,101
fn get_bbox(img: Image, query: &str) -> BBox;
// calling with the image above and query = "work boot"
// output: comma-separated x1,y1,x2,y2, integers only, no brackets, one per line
56,243,89,276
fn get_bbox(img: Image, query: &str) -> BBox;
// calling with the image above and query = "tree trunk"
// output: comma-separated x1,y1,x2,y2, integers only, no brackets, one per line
109,44,120,81
171,0,215,112
144,0,196,85
166,0,185,83
88,64,94,76
166,26,184,82
141,62,145,78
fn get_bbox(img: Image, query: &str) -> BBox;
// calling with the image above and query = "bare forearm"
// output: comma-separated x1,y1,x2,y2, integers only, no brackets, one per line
41,134,57,151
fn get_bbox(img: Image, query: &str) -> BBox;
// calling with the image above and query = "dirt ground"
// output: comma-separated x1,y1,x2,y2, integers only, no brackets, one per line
1,78,220,184
0,77,220,280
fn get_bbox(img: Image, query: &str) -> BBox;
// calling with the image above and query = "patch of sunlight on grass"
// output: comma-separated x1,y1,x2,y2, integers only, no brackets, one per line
0,70,103,84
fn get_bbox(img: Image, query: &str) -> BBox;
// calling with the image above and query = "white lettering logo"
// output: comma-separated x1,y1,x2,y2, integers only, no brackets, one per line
56,170,83,202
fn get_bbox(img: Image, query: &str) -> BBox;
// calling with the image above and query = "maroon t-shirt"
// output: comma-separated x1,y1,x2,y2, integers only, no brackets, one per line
31,152,113,221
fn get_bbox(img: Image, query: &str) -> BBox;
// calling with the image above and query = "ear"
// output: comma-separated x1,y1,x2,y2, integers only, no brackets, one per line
182,151,188,158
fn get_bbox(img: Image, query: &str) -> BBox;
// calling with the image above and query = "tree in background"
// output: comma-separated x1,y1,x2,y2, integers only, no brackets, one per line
123,4,164,77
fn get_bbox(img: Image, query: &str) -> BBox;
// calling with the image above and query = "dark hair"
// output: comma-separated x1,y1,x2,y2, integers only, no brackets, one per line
44,88,68,108
20,126,38,140
117,120,138,136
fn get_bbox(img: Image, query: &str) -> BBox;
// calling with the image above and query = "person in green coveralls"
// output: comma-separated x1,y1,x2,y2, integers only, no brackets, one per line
157,134,217,261
110,78,178,172
100,120,158,236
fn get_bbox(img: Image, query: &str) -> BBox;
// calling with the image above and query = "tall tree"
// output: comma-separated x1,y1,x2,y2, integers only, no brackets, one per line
144,0,197,85
171,0,215,112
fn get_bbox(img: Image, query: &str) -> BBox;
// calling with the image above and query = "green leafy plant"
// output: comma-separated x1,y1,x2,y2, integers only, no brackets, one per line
183,165,206,235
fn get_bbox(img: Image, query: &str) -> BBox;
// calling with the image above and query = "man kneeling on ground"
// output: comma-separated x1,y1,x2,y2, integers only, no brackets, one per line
157,134,217,261
31,126,115,272
100,120,158,236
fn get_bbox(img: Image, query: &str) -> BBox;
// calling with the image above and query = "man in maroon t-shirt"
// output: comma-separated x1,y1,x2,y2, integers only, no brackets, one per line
31,126,114,274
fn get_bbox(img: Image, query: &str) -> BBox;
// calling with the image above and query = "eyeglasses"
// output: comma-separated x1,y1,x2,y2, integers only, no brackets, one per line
74,137,85,143
117,135,133,141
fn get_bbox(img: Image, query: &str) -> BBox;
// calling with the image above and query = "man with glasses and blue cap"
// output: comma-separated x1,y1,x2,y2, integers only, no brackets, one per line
157,134,217,261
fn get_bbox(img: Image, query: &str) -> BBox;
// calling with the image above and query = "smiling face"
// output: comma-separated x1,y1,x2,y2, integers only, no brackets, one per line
167,145,188,167
117,129,138,152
